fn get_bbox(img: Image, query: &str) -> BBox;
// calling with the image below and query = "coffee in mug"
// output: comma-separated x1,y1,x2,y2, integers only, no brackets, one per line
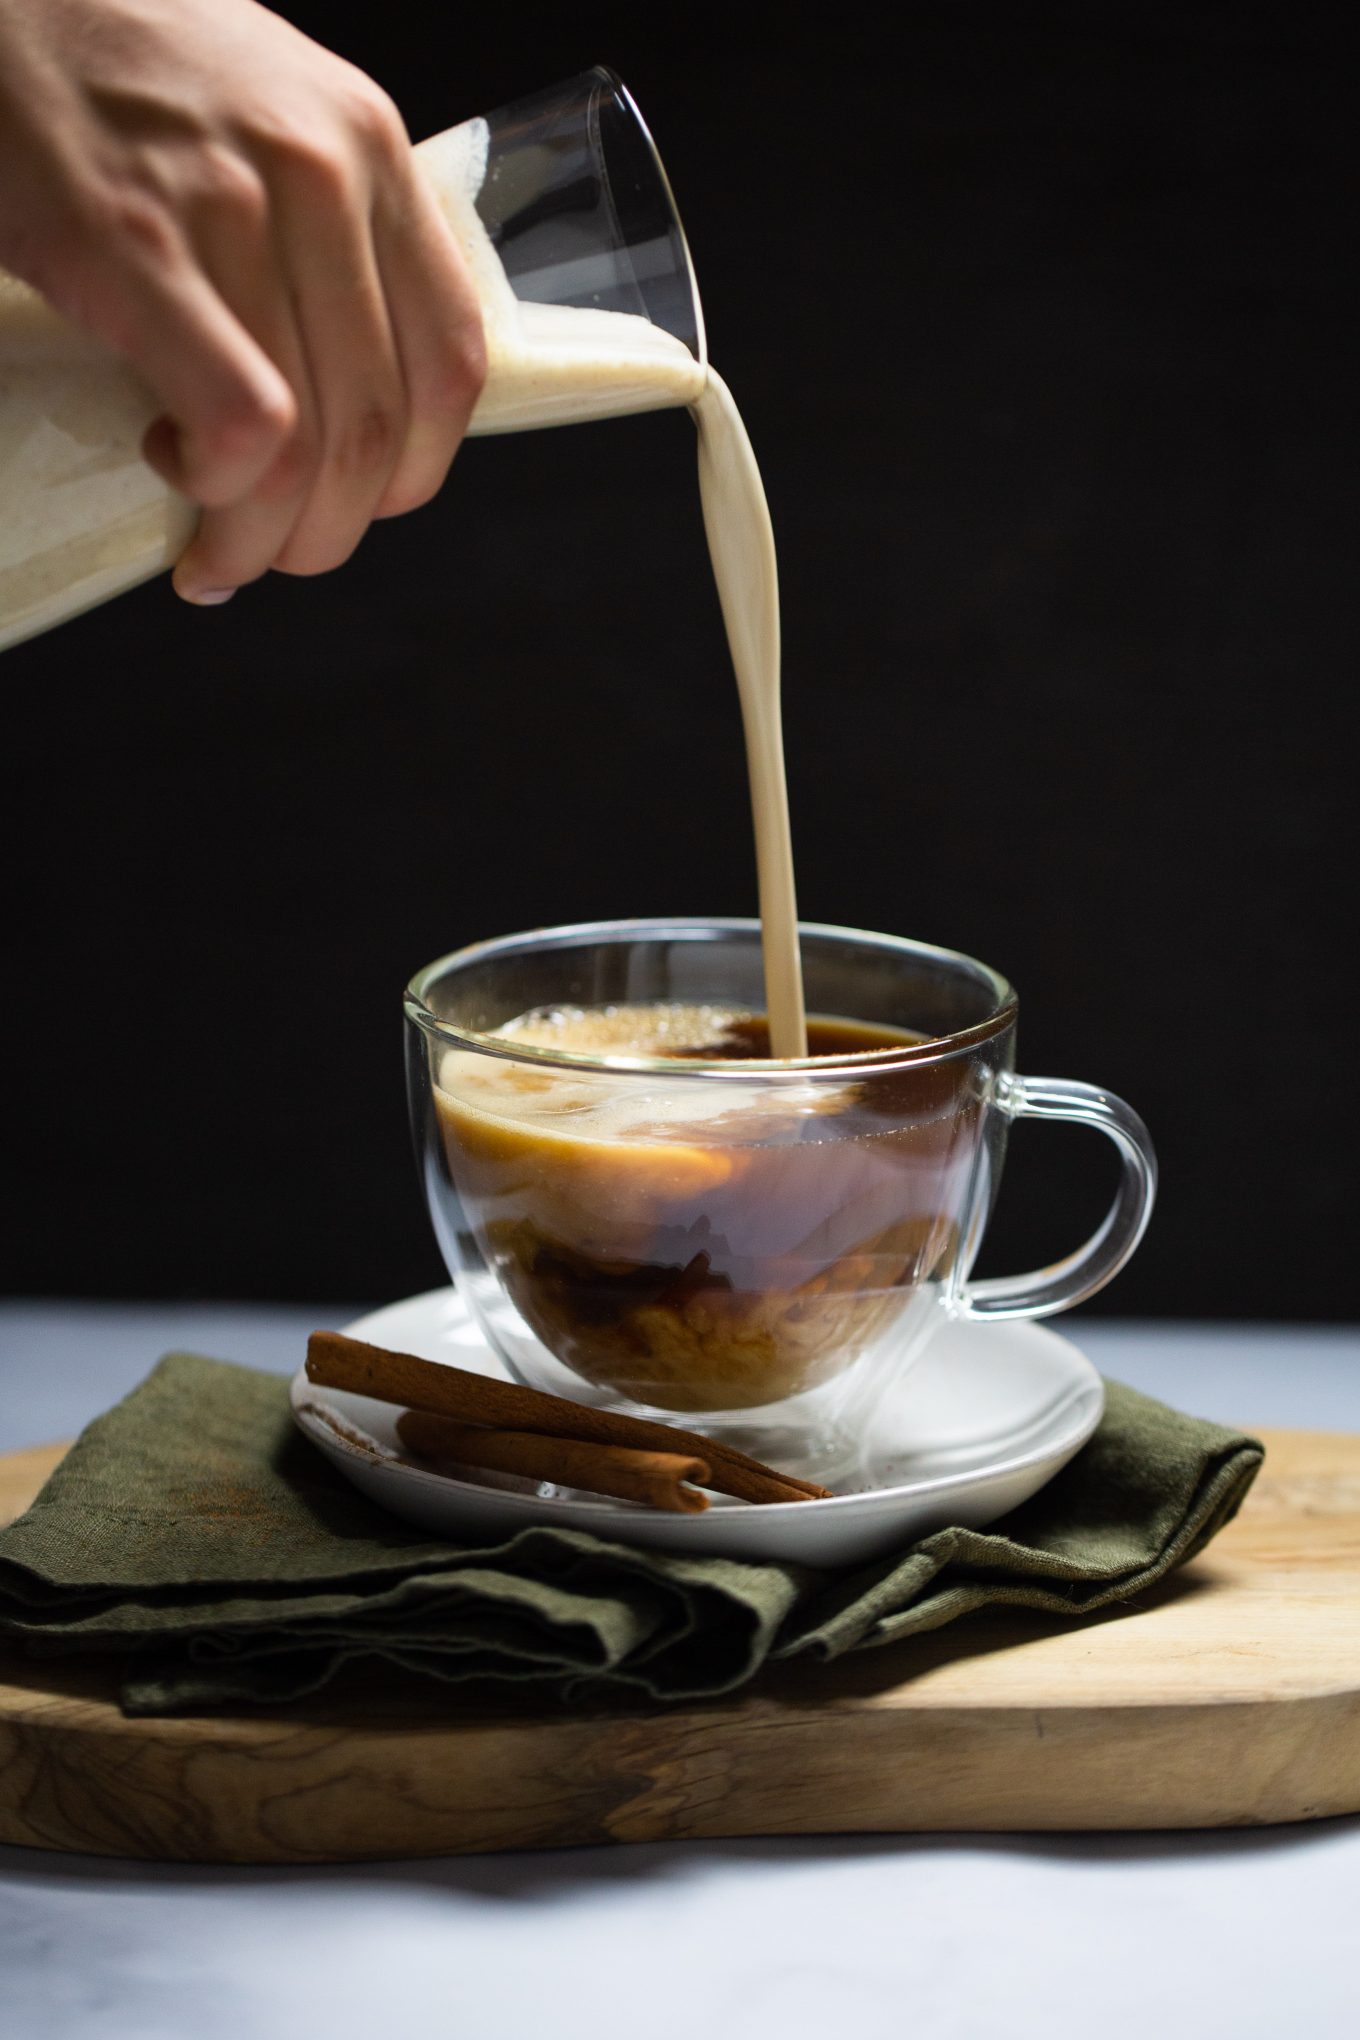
434,1002,962,1411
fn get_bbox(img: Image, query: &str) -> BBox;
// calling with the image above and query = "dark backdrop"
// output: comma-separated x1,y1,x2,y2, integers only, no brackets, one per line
2,3,1353,1315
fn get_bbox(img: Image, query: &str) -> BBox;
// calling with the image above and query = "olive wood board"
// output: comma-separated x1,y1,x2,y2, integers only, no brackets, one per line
1,1427,1357,1862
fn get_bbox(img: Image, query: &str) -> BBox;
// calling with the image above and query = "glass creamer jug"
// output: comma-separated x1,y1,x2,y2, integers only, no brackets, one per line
0,68,706,654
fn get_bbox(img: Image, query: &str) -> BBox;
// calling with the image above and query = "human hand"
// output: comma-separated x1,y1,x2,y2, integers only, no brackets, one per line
0,0,485,603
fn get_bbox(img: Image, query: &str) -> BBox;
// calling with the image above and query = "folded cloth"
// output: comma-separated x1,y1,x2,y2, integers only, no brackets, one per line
0,1353,1263,1715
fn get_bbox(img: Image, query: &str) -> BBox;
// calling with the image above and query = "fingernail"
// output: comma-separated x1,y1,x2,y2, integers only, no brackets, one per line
181,587,237,606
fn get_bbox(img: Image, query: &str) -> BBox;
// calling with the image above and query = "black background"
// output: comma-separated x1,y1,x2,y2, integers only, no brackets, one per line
2,3,1353,1316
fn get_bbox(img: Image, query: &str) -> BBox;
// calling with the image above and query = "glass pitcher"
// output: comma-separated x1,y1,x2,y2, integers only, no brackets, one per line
0,68,706,654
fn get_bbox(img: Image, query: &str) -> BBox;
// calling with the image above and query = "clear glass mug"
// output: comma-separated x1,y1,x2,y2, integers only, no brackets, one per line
405,919,1157,1473
0,68,703,651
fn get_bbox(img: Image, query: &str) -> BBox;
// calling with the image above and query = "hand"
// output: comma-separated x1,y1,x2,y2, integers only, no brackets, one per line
0,0,485,603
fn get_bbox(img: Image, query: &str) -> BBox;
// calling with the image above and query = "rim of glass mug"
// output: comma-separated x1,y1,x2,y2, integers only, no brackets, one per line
404,916,1019,1075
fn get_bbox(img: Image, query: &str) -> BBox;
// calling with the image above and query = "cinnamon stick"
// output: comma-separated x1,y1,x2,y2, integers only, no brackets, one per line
305,1330,832,1504
396,1410,711,1514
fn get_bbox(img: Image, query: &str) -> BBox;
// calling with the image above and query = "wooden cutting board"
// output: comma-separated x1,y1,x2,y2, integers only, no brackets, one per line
1,1427,1357,1862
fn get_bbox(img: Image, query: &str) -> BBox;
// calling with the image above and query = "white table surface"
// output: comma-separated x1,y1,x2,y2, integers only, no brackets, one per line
2,1301,1358,2040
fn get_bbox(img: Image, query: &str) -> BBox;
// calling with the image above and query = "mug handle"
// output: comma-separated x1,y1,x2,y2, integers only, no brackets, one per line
959,1074,1157,1321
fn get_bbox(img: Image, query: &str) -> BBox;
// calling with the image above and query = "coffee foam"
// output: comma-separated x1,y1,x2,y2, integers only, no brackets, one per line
493,1002,753,1056
434,1002,852,1150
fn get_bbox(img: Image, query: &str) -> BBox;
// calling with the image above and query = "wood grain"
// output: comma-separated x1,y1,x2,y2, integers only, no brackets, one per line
1,1429,1357,1862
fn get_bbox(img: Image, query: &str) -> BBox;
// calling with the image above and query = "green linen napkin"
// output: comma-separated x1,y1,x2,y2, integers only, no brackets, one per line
0,1353,1263,1715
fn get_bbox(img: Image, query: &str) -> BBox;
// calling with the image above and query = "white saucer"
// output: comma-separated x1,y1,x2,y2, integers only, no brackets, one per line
290,1288,1104,1567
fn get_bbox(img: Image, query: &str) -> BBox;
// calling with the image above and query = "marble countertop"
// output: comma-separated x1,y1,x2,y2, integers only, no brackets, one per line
2,1301,1358,2040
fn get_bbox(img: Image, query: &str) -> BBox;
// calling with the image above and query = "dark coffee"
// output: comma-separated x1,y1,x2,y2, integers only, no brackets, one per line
433,1002,980,1412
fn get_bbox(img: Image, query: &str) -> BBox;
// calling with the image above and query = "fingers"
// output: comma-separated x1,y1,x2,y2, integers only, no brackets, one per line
172,125,484,601
169,220,319,603
371,170,487,520
131,93,487,603
115,244,298,508
264,150,408,577
167,126,406,600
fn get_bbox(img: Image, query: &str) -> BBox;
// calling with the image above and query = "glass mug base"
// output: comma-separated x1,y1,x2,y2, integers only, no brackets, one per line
407,919,1157,1483
456,1262,947,1486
